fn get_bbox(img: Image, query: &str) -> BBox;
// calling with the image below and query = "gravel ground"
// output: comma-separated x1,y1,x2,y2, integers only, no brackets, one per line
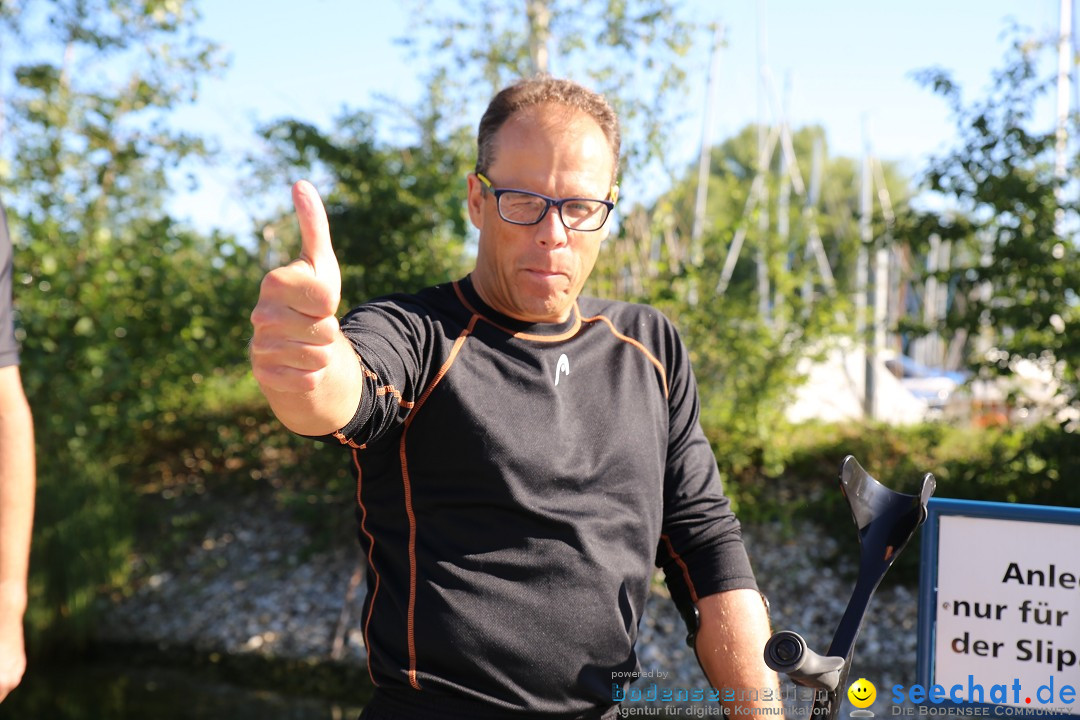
99,495,922,718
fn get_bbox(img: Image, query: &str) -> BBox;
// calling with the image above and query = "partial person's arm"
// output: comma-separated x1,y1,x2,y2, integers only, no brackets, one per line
653,316,780,712
0,364,34,703
695,589,781,712
250,181,362,436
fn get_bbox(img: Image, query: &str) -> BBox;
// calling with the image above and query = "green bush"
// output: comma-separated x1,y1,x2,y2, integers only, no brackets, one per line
715,419,1080,580
779,421,1080,507
15,218,272,651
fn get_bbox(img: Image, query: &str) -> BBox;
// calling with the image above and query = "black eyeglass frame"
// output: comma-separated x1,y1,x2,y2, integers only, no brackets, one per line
475,172,617,232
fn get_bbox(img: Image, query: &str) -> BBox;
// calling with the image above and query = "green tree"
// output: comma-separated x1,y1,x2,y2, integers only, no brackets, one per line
898,31,1080,413
591,123,913,471
251,99,473,305
677,127,854,453
0,0,252,649
400,0,702,185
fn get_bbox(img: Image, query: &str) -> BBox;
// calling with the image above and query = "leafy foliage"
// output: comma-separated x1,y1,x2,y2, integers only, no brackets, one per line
13,218,269,648
251,103,473,304
730,419,1080,579
399,0,701,184
897,31,1080,411
592,123,911,468
0,0,239,649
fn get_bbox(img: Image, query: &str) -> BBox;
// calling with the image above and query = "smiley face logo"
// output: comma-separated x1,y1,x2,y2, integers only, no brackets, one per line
847,678,876,709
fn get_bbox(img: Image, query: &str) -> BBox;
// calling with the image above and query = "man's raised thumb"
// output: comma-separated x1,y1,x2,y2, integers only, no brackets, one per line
292,180,339,281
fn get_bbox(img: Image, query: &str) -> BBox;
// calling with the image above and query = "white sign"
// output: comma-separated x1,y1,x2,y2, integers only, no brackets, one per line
934,514,1080,712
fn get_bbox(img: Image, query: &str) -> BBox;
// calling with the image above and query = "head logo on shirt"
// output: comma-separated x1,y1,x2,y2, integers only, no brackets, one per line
555,353,570,386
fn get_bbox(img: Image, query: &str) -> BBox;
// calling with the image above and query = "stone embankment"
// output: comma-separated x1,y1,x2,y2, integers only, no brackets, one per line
100,495,919,715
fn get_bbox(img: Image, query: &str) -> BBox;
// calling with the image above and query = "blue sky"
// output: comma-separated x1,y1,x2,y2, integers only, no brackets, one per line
169,0,1070,236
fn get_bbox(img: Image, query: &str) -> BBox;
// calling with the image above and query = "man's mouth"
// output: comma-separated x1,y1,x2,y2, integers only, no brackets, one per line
523,269,566,279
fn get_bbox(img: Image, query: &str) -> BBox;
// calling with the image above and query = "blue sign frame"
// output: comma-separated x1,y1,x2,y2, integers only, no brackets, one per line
917,497,1080,718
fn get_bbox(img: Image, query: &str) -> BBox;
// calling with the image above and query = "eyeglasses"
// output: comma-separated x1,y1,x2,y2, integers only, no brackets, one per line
476,173,617,232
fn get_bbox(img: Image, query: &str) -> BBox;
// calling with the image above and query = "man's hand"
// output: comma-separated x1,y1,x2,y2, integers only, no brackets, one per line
0,603,26,703
251,181,342,394
250,181,361,436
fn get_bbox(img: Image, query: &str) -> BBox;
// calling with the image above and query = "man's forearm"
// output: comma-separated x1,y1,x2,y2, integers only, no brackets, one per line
257,331,364,437
0,366,34,704
694,589,782,711
0,375,34,613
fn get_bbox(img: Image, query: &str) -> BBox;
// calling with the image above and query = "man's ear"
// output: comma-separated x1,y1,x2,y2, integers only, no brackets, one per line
466,173,485,230
610,184,619,204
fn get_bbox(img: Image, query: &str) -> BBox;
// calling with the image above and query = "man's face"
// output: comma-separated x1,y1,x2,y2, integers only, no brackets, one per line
467,104,616,323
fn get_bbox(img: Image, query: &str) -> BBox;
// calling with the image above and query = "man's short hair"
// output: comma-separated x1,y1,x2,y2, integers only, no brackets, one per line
476,76,621,183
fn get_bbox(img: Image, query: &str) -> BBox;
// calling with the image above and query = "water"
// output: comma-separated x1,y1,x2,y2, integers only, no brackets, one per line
0,657,366,720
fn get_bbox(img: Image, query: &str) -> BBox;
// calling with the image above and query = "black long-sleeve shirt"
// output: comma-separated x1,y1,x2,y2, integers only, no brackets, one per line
328,275,757,717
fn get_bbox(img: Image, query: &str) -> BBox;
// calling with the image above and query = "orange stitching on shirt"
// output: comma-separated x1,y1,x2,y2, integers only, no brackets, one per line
661,533,700,603
376,384,415,409
335,355,416,445
355,352,413,409
333,430,364,449
581,314,670,399
398,313,480,691
354,448,381,687
452,280,583,342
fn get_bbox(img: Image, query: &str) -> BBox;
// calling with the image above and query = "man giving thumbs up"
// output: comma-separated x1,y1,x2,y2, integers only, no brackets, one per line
250,180,362,436
250,77,778,720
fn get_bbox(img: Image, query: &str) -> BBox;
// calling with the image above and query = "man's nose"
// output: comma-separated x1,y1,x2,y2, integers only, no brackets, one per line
535,206,569,248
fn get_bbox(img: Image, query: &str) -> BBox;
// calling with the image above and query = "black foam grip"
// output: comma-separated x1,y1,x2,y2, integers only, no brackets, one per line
763,630,845,692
